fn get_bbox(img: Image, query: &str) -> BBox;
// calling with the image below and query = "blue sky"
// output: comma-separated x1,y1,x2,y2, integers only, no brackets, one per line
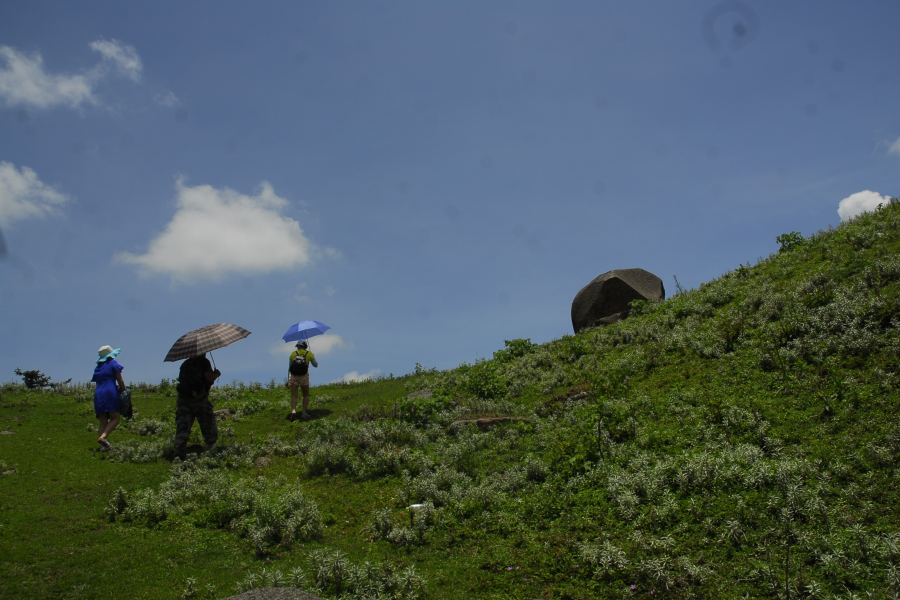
1,1,898,386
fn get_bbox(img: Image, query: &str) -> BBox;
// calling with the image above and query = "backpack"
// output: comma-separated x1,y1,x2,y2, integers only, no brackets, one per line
177,357,209,398
289,351,309,376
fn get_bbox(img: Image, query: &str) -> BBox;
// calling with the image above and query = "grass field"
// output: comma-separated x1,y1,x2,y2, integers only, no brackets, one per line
2,200,900,600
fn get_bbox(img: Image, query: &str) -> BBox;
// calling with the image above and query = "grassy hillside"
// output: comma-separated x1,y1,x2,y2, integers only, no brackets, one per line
2,200,900,600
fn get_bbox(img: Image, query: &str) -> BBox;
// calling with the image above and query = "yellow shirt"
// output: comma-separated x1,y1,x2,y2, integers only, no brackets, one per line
288,349,316,371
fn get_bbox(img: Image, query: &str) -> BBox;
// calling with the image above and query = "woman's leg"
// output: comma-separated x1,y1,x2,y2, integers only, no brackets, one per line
100,411,120,439
97,413,109,436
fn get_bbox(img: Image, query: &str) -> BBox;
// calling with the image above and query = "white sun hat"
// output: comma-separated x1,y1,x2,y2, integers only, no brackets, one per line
97,345,121,364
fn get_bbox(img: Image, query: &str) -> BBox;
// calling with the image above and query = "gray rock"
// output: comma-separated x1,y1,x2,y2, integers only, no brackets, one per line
571,268,664,333
407,389,432,399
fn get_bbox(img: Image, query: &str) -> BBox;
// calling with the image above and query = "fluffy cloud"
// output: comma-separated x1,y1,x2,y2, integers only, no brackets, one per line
837,190,889,222
0,162,69,227
337,369,381,383
0,39,141,109
117,179,325,282
309,334,353,355
0,46,95,108
270,334,353,357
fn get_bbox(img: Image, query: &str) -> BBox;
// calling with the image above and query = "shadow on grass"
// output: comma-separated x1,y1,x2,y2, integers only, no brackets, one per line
285,408,333,422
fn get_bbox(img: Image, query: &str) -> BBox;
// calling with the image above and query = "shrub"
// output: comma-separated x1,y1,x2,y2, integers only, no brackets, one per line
107,463,322,554
131,418,170,436
368,507,394,540
301,550,425,600
13,368,53,389
777,231,806,253
493,338,536,362
304,441,353,476
455,361,507,400
398,391,454,426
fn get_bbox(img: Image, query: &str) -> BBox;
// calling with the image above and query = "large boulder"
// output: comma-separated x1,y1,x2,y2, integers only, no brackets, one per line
571,268,665,333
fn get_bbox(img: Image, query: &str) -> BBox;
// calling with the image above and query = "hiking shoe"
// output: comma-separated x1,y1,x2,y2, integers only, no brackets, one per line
98,437,111,449
301,412,311,420
288,412,298,422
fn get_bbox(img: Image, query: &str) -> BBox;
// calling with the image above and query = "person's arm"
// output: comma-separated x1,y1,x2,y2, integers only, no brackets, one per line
310,357,319,368
205,369,221,385
116,371,126,393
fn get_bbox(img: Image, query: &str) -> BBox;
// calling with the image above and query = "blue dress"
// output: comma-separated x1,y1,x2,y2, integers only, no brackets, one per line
92,359,123,416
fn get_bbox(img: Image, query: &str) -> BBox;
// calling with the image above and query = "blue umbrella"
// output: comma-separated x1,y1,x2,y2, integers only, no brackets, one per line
282,320,331,345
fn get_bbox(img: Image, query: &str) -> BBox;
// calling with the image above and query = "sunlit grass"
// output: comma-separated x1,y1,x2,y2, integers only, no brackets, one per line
2,200,900,598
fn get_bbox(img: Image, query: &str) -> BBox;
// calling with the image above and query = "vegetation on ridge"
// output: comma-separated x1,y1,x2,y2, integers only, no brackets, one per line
1,200,900,599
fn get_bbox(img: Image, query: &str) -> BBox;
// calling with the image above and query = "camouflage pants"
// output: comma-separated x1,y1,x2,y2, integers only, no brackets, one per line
174,392,218,453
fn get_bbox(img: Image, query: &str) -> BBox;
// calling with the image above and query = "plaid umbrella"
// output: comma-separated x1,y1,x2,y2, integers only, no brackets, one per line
164,323,252,362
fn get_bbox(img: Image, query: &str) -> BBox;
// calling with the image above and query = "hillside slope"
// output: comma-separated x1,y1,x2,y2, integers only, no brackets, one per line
2,200,899,600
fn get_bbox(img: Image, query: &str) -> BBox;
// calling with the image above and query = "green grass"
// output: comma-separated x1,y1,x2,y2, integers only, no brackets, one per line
2,200,900,599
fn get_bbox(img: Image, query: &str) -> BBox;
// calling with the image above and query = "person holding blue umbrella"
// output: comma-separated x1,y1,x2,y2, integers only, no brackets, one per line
288,340,318,420
283,321,329,421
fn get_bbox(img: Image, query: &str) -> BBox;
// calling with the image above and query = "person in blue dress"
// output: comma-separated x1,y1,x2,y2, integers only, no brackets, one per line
92,345,126,449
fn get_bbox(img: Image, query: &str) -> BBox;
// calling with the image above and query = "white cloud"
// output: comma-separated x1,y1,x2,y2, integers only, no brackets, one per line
837,190,889,222
0,39,141,109
0,162,70,227
325,286,337,297
154,90,180,107
89,39,142,82
270,334,353,357
271,342,297,356
308,334,353,355
337,369,381,383
117,179,326,282
889,137,900,158
0,46,96,108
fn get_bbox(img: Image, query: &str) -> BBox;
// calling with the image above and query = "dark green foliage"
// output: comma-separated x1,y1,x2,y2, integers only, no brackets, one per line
398,389,454,425
628,298,653,317
455,362,506,399
13,368,53,389
492,338,535,362
777,230,806,253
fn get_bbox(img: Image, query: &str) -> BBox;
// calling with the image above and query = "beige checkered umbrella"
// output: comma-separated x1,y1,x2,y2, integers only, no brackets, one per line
164,323,251,362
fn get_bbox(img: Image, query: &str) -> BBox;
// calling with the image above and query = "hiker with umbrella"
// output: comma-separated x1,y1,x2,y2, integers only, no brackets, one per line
283,320,328,421
165,323,251,459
